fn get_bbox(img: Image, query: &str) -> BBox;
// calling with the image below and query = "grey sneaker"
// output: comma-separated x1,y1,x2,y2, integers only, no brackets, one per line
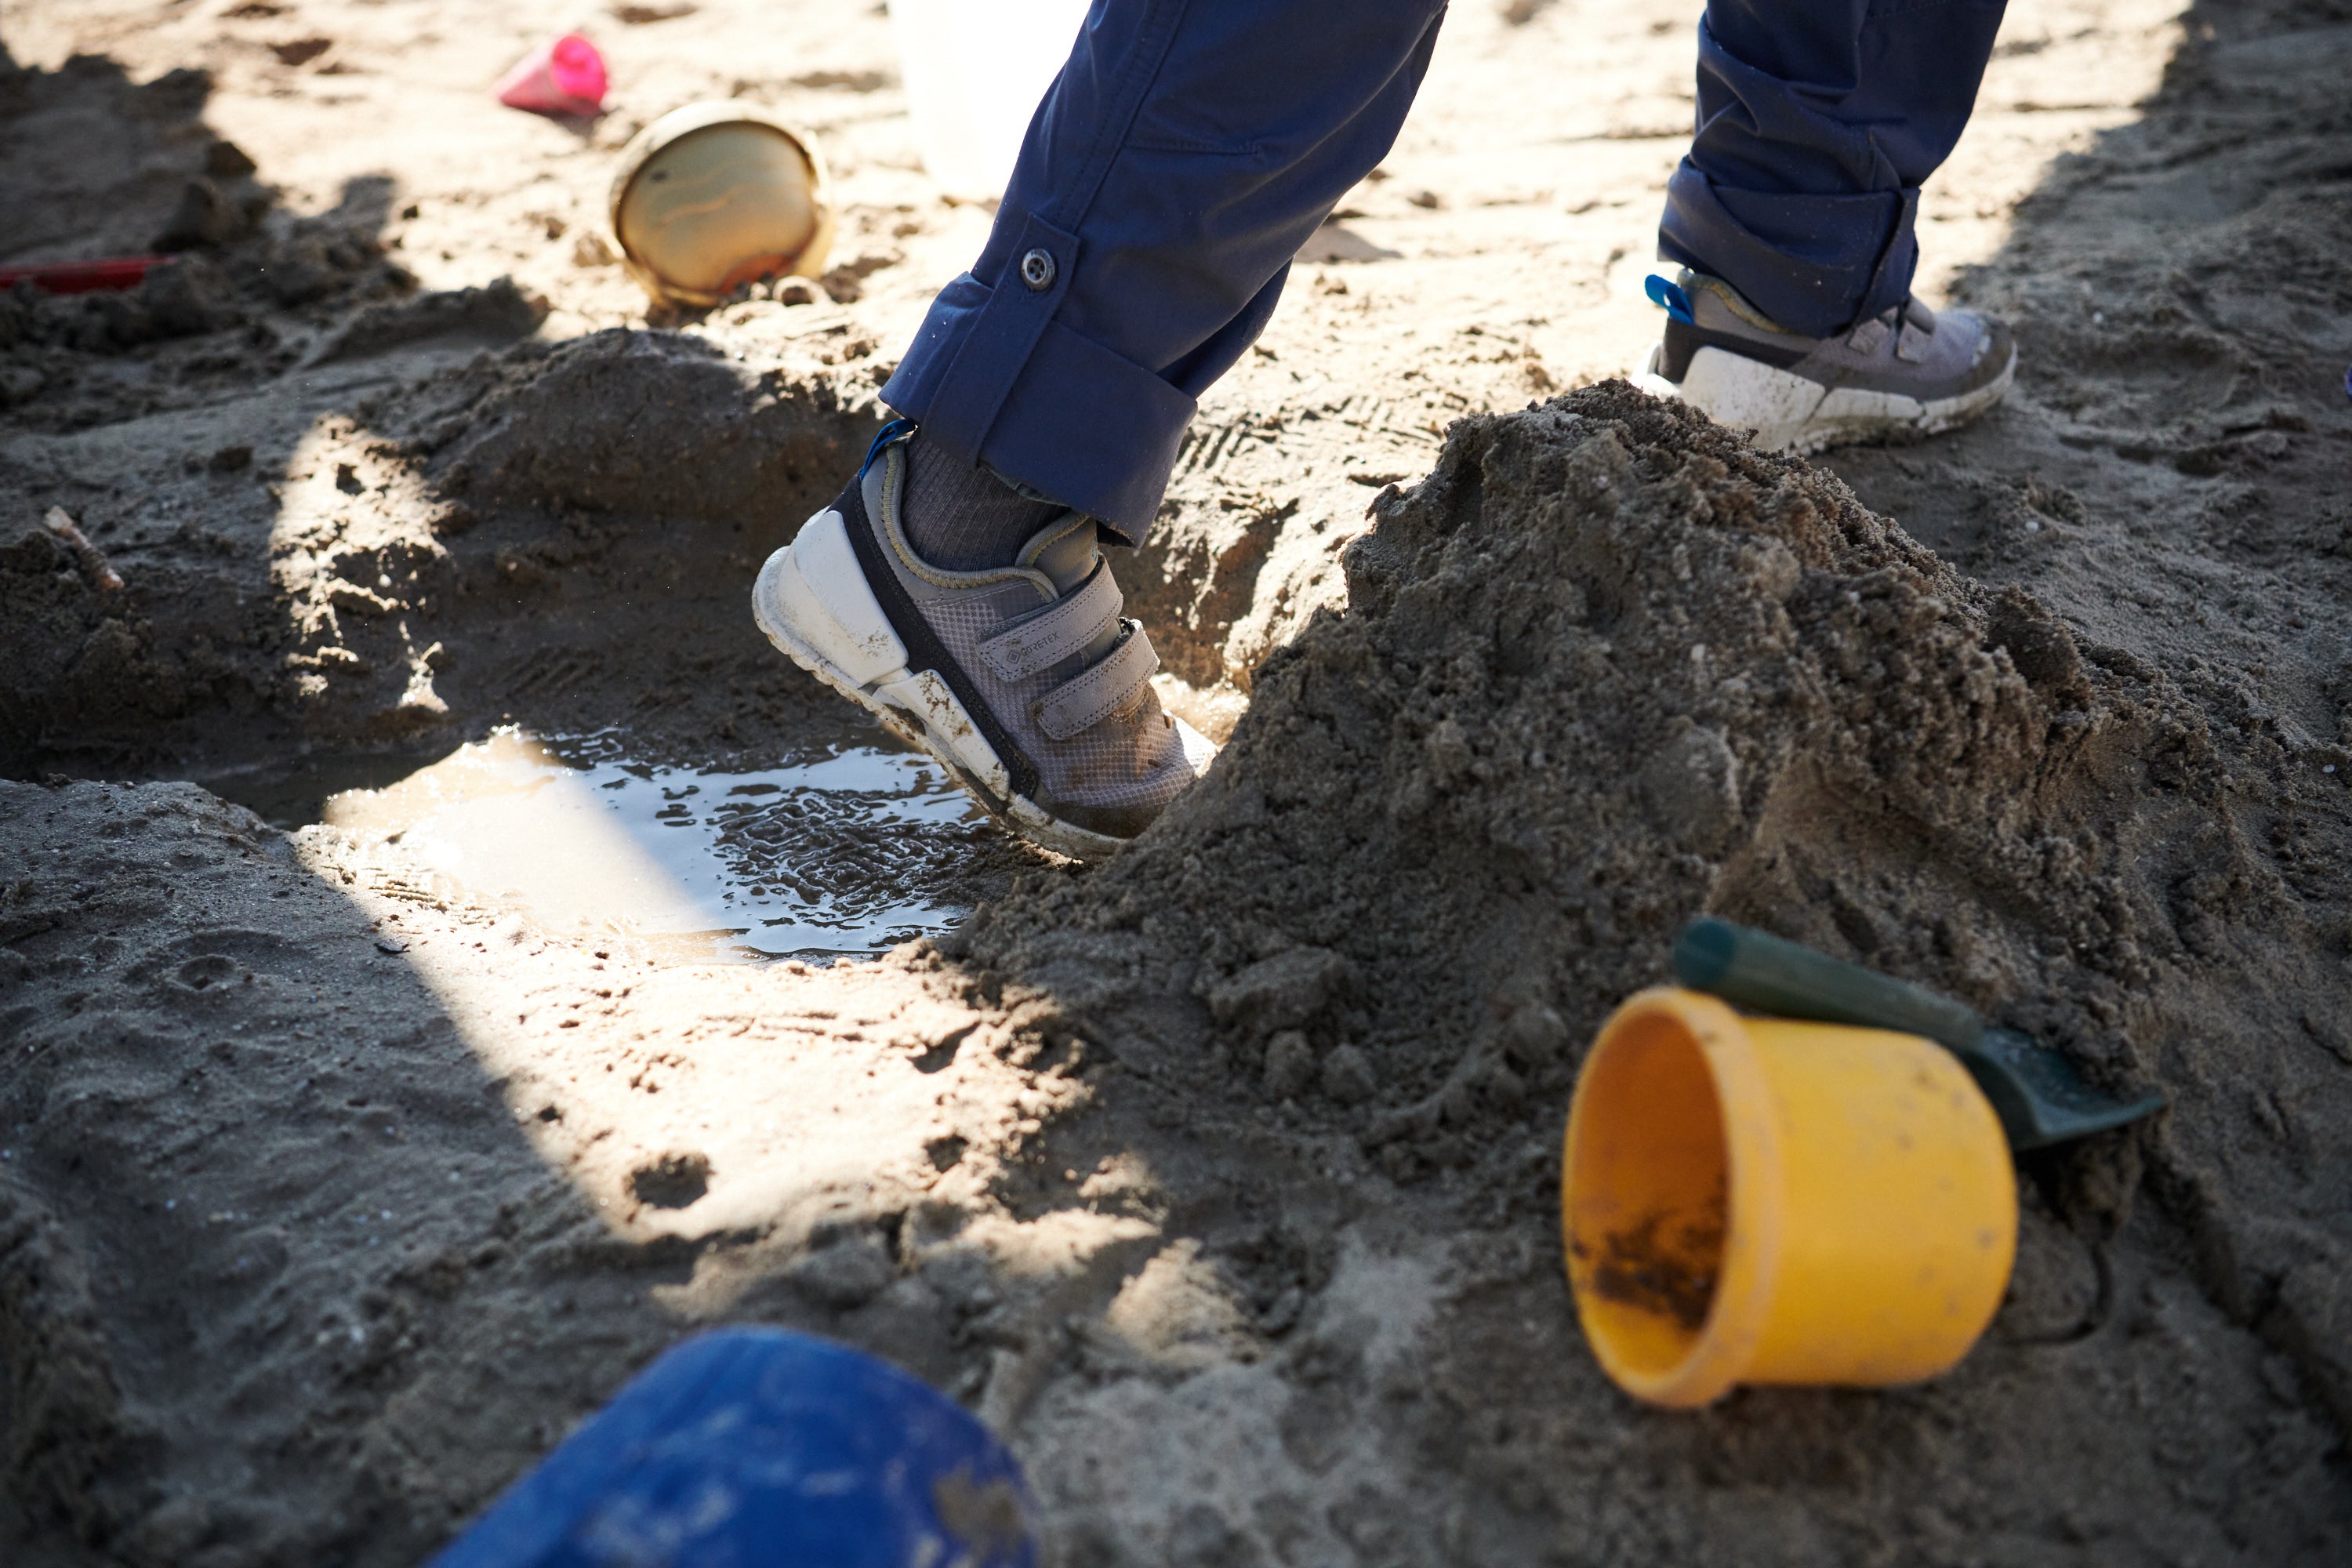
1635,268,2016,453
751,423,1214,859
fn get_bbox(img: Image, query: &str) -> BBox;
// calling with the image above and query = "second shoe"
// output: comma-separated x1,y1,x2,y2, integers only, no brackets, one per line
1636,269,2016,454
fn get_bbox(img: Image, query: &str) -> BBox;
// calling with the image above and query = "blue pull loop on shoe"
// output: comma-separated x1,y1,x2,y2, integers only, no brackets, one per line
430,1328,1038,1568
1644,272,1695,325
861,416,920,476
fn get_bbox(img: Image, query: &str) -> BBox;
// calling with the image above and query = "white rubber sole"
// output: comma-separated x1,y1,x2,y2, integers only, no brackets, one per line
750,507,1130,862
1636,341,2016,455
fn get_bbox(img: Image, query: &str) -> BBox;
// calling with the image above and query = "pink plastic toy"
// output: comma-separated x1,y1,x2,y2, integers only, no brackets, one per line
495,33,609,118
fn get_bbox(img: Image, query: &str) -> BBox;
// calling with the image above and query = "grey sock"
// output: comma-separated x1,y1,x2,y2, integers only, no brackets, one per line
901,434,1066,570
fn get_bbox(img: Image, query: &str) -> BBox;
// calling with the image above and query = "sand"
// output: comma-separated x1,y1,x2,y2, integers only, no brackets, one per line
2,0,2349,1563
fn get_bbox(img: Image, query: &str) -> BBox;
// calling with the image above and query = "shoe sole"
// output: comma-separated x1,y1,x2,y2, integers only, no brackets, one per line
1636,340,2017,455
751,507,1130,862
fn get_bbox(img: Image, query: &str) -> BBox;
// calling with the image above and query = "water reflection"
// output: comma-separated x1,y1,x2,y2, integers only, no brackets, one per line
318,728,981,960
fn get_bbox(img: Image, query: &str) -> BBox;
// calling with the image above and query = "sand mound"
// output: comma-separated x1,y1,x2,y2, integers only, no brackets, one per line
969,379,2352,1416
0,326,886,773
420,328,866,530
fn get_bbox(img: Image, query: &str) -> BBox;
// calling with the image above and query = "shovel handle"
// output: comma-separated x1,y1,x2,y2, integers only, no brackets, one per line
1672,916,1984,1053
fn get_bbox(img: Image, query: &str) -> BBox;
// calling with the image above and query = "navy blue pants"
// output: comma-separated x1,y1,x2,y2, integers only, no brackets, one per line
879,0,2007,543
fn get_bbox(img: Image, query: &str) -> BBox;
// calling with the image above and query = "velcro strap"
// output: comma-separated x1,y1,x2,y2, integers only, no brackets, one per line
976,560,1122,683
1036,622,1158,741
1895,319,1933,362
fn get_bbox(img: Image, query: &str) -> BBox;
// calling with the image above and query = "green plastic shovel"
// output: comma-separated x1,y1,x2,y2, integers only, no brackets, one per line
1671,916,2165,1152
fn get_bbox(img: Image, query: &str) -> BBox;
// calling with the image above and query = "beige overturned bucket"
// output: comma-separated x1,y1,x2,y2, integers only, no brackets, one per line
608,102,835,307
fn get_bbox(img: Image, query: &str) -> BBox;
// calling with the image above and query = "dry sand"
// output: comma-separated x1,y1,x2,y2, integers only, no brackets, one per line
2,1,2349,1563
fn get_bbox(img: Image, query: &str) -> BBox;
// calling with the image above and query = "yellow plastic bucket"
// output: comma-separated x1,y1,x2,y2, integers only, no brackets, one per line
1562,987,2016,1408
608,103,836,307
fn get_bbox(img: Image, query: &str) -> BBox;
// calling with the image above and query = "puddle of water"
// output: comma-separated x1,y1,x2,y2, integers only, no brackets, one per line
312,728,984,961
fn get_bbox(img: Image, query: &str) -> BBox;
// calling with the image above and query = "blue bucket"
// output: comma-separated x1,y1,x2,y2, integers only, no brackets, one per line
430,1328,1038,1568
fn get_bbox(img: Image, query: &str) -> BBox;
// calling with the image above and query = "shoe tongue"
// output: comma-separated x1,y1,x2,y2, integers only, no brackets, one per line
1018,512,1099,596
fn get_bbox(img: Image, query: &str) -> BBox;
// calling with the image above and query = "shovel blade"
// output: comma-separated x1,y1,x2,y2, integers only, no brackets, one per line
1956,1028,2166,1151
1671,919,2165,1152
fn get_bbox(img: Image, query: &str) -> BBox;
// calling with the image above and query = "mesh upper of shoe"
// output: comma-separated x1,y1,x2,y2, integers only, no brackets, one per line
1808,299,1991,387
1683,270,2005,398
911,587,1196,819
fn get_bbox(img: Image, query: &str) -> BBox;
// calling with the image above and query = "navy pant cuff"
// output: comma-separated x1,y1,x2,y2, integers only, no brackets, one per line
881,274,1195,546
1659,162,1918,338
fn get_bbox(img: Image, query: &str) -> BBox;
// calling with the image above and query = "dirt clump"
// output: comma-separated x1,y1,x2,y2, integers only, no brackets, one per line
0,524,216,775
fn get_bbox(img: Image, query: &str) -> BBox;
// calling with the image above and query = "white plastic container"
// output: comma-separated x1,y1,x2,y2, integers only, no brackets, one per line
889,0,1091,200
